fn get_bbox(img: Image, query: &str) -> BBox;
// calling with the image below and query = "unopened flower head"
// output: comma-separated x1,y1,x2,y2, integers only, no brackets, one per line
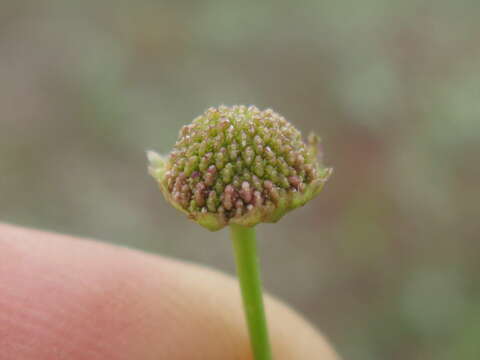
148,105,332,231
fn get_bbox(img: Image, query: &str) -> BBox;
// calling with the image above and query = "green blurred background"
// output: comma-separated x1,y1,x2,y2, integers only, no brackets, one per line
1,1,479,359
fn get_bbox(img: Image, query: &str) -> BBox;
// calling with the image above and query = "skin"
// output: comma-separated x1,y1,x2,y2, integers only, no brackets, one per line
0,223,339,360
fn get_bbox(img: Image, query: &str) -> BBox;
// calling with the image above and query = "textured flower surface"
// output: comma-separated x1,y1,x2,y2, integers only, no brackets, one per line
148,105,332,231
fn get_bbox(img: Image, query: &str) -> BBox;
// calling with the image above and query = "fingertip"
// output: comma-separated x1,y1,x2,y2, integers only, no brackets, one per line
0,223,339,359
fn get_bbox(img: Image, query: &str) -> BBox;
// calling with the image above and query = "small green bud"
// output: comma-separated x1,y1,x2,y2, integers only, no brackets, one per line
253,155,265,178
207,190,218,212
242,146,255,166
222,163,234,183
148,105,332,231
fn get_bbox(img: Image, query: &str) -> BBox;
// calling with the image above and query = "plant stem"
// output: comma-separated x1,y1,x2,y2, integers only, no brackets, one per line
230,224,272,360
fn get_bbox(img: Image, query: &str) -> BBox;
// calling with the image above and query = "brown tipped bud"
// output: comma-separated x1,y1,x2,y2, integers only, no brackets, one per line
148,105,332,231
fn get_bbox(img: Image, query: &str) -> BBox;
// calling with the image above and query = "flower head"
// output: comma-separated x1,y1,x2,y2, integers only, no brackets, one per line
148,105,332,231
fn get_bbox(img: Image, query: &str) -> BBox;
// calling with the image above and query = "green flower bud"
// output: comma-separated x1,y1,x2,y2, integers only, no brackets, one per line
148,105,332,231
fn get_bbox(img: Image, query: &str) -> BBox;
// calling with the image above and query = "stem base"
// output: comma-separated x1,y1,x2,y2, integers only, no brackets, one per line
230,224,272,360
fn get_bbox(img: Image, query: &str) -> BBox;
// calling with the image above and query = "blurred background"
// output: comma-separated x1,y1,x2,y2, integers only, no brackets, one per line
1,1,479,359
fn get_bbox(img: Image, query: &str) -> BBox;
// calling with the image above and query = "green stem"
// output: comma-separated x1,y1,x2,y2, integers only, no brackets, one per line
230,224,272,360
